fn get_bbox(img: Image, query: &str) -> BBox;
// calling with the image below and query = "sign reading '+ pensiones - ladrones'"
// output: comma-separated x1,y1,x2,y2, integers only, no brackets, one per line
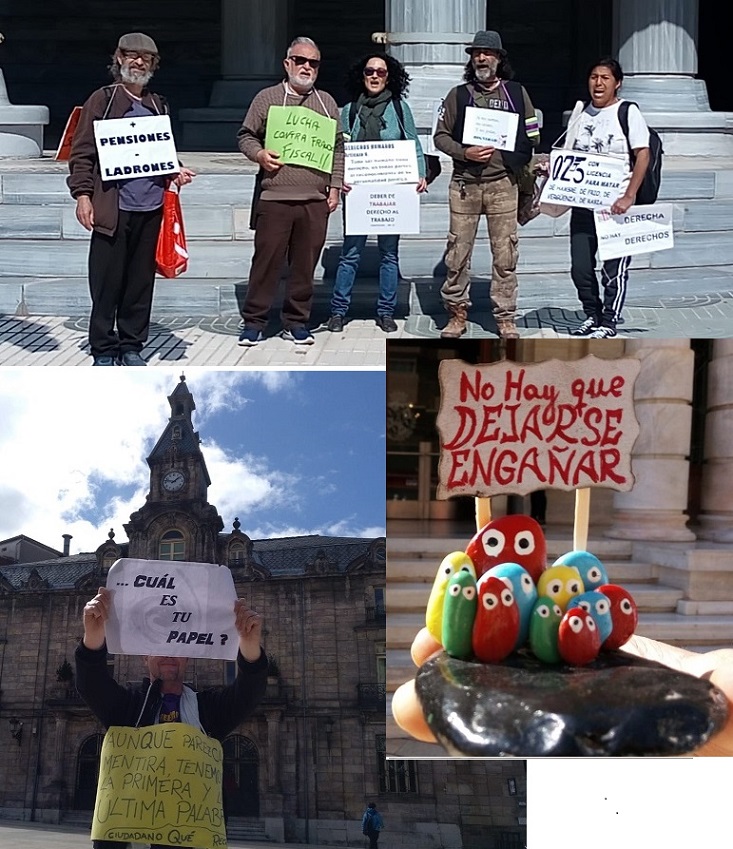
94,114,180,181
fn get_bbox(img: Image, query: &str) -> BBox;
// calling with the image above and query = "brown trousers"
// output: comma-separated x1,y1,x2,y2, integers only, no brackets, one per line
441,176,519,322
243,198,330,329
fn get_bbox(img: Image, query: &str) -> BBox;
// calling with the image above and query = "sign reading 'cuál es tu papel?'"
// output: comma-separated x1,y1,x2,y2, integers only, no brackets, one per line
94,114,180,181
104,559,238,660
91,723,225,849
435,356,641,499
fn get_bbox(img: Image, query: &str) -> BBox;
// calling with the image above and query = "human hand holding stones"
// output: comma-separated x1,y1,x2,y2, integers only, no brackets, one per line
83,586,111,650
234,600,263,663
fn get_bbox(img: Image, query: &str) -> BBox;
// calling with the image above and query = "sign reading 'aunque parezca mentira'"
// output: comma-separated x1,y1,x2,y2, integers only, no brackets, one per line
435,356,641,499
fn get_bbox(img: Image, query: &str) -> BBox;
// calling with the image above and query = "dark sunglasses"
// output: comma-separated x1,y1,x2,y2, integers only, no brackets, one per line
363,67,388,78
289,55,321,69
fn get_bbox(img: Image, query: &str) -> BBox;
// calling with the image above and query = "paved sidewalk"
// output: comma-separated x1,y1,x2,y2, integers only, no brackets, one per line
0,822,354,849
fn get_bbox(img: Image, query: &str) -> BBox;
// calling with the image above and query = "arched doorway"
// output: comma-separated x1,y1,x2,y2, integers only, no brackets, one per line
74,734,104,811
222,735,259,818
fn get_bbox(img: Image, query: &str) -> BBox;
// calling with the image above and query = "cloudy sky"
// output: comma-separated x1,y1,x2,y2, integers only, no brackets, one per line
0,368,385,555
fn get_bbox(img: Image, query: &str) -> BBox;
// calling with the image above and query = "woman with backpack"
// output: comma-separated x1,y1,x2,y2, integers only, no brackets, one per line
568,57,652,339
327,53,427,334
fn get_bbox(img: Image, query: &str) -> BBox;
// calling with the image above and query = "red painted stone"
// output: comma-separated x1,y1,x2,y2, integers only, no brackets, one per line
465,515,547,583
472,576,520,663
558,606,601,666
599,583,639,650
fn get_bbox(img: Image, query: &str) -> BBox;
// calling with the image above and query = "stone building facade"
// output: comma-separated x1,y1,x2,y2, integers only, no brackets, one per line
0,375,526,849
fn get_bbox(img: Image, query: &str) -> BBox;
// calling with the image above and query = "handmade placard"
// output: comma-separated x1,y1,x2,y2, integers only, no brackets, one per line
91,723,225,849
93,114,179,181
435,356,641,499
594,204,674,261
540,149,625,210
264,105,337,173
105,559,238,660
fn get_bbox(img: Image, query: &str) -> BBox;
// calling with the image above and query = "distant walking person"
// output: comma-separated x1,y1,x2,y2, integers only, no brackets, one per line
362,801,384,849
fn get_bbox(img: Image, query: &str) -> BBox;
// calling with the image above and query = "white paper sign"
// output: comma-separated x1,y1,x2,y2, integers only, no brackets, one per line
462,106,519,151
345,183,420,235
425,99,444,155
94,114,179,182
541,148,626,210
105,559,238,660
595,203,675,261
344,140,419,184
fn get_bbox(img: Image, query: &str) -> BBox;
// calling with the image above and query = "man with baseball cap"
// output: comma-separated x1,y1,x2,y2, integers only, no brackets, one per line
67,33,195,366
433,30,540,340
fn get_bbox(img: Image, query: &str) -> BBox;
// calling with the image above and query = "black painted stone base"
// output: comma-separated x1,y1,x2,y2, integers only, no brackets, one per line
415,650,729,757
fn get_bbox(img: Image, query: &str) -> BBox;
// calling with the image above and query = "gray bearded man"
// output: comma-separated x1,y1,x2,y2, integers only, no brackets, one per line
433,30,540,340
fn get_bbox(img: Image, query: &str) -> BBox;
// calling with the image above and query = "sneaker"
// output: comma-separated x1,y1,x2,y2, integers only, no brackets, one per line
327,315,344,332
375,315,398,333
282,326,315,345
117,351,147,366
238,326,263,346
571,318,598,337
588,325,617,339
92,355,115,366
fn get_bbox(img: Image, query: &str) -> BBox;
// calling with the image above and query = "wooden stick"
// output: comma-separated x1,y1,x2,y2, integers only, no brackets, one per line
475,497,491,532
573,488,591,551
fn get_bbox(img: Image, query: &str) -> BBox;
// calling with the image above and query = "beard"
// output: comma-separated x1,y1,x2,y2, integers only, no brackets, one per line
288,70,315,92
120,65,153,87
474,58,499,83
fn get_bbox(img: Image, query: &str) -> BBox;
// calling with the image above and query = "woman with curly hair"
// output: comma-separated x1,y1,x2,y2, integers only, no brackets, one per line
327,53,427,334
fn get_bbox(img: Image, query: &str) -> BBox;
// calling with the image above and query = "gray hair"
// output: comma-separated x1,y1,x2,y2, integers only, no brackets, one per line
287,36,319,57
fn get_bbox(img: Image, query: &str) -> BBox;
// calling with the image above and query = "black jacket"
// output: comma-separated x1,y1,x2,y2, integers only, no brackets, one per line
75,641,268,741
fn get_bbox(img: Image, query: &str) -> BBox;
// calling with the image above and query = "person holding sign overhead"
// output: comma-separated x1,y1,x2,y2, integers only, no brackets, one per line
433,30,540,340
567,58,651,339
75,586,267,849
237,36,345,347
327,53,427,334
67,33,195,367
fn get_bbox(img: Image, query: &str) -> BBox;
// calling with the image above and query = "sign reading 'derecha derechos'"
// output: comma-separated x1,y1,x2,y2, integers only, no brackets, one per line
94,115,179,181
91,723,225,849
105,559,238,660
435,356,641,499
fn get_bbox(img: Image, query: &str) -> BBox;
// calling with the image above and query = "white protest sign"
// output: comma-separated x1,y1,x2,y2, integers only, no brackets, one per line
105,559,238,660
344,140,419,184
345,183,420,235
425,98,444,155
435,356,641,499
595,203,674,261
94,114,179,182
462,106,519,151
540,149,625,210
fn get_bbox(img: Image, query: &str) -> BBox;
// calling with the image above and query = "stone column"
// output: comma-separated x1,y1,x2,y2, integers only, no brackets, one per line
378,0,485,138
606,339,696,541
612,0,732,154
1,33,50,157
697,340,733,542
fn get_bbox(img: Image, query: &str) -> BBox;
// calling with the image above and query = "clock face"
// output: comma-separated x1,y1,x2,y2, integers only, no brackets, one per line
162,470,185,492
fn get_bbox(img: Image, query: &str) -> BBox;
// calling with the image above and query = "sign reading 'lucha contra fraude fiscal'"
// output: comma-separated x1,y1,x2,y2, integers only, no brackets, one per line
435,356,641,499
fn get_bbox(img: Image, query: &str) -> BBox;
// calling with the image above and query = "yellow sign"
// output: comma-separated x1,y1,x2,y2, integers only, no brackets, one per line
91,723,226,849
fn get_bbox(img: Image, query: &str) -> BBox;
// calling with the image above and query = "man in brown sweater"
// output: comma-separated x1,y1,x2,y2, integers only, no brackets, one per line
237,36,345,346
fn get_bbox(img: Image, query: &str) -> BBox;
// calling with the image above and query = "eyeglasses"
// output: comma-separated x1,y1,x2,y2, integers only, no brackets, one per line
121,50,156,63
288,55,321,69
363,67,388,78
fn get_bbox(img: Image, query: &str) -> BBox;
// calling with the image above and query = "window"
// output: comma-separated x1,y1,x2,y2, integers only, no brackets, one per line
229,543,245,566
376,642,386,685
159,530,186,561
376,735,418,794
374,587,385,618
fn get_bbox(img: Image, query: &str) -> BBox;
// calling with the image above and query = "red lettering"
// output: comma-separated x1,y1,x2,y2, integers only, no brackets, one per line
459,370,495,403
446,450,471,488
442,406,477,450
495,449,518,486
468,447,497,488
573,451,599,486
517,447,546,484
546,404,580,444
581,407,603,446
547,447,574,485
599,448,626,484
474,405,503,445
600,409,624,446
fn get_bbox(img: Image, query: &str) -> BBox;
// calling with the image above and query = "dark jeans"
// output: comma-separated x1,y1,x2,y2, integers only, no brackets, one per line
331,233,400,317
367,831,380,849
570,206,631,327
242,198,330,329
87,207,163,357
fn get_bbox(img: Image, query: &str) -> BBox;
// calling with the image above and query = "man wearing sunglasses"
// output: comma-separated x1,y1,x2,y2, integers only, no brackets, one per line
237,37,345,347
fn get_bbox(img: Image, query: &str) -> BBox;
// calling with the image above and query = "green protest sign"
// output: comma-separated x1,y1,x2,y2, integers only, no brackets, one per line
265,106,337,174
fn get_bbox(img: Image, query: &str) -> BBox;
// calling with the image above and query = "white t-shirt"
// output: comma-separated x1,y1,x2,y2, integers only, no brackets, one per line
569,99,650,188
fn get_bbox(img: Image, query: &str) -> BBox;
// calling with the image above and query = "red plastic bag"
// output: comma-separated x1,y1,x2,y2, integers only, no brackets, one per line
155,185,189,278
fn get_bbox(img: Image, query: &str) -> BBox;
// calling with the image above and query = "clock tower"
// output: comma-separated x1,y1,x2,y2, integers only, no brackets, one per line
124,375,224,563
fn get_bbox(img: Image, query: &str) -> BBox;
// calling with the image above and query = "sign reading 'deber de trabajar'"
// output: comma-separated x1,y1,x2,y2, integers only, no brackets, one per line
105,559,238,660
94,115,179,181
435,356,641,499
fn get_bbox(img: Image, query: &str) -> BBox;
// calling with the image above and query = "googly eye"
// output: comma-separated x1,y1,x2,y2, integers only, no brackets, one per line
586,616,597,631
620,599,634,615
442,564,453,577
567,580,581,595
448,584,461,597
553,604,563,617
577,600,591,612
521,574,533,594
463,586,476,600
514,530,536,555
596,599,610,615
482,530,506,558
536,604,550,618
482,593,498,610
569,616,583,634
460,564,473,574
501,589,514,607
588,566,602,583
549,579,563,595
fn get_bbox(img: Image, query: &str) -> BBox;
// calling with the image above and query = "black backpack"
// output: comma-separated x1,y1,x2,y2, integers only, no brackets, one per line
347,99,440,184
618,100,663,205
